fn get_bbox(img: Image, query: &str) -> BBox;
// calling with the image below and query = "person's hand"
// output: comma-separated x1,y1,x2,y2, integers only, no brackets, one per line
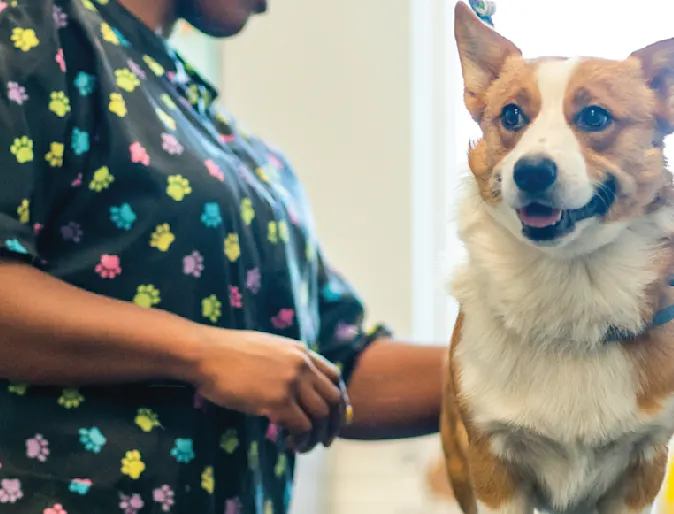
192,327,350,452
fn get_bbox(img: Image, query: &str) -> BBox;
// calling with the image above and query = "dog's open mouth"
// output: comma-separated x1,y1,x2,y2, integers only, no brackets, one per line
516,175,617,243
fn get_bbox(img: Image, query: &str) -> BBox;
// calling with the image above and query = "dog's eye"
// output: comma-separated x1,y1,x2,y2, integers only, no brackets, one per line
575,106,613,132
500,104,528,131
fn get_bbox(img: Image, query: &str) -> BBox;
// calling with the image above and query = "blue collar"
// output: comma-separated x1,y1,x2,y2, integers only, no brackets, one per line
604,277,674,342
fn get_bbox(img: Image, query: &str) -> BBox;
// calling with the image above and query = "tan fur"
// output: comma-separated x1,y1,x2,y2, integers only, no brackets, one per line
441,2,674,512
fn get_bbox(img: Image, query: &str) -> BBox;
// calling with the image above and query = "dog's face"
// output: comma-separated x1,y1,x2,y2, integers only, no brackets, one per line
455,2,674,254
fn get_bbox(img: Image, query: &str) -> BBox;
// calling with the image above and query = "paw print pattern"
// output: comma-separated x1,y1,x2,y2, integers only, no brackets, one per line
0,5,388,510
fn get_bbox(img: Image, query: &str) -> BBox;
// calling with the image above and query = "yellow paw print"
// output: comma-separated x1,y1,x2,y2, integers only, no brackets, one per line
8,383,27,395
155,108,176,131
278,220,289,242
161,94,176,110
11,28,39,52
95,0,109,4
109,93,127,117
121,450,145,479
134,408,161,432
89,166,114,192
81,0,96,10
17,199,29,224
224,233,240,263
45,142,64,167
101,23,119,45
58,388,84,409
10,136,33,164
255,167,270,183
115,68,140,93
202,294,222,324
305,242,314,263
150,224,175,252
48,91,70,118
264,500,274,514
143,56,164,77
166,175,192,201
241,198,255,225
201,466,214,494
133,284,161,308
268,222,278,244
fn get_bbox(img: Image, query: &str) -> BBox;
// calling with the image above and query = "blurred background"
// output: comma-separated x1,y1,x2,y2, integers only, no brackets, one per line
171,1,674,512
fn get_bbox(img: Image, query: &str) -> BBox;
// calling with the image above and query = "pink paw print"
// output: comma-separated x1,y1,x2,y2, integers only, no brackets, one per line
130,142,150,166
229,286,243,309
44,504,67,514
271,309,294,330
152,485,174,512
95,254,122,279
204,160,224,182
225,498,242,514
55,48,66,72
161,133,183,155
26,434,49,462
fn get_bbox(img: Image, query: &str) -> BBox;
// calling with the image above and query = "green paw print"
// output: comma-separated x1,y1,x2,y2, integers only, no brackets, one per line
17,199,29,224
89,166,114,192
58,388,84,409
45,142,64,167
8,383,27,395
275,453,286,477
134,408,161,432
150,224,175,252
109,93,127,117
201,294,222,323
240,198,255,225
115,68,140,93
48,91,71,118
278,220,289,242
133,284,161,308
219,429,239,454
160,94,176,110
155,108,176,131
166,175,192,201
268,222,278,244
248,442,259,470
10,136,34,164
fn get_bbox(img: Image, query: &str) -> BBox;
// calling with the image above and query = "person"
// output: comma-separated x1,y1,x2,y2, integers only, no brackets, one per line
0,0,445,512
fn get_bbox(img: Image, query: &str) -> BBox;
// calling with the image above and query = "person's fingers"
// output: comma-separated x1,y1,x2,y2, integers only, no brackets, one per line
307,350,341,383
324,379,350,447
275,401,312,437
297,380,330,445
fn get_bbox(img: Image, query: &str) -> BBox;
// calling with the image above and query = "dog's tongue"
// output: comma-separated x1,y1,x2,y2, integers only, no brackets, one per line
518,203,562,228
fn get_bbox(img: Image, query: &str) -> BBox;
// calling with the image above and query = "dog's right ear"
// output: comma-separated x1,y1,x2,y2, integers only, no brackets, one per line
454,1,521,122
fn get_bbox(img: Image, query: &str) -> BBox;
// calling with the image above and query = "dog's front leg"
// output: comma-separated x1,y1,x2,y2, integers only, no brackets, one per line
469,436,533,514
596,446,667,514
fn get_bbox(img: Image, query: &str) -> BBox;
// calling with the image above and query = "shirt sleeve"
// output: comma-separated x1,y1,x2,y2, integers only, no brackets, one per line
0,2,69,264
315,249,392,383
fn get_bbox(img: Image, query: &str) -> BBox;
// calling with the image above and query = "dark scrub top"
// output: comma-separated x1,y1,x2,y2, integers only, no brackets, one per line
0,1,389,512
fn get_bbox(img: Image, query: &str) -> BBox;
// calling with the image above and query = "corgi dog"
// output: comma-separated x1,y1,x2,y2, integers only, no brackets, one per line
441,3,674,514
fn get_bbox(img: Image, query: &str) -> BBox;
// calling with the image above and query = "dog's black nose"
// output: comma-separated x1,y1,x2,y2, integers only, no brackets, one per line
513,156,558,194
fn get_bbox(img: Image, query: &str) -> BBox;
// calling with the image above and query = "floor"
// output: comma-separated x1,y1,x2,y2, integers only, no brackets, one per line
328,435,461,514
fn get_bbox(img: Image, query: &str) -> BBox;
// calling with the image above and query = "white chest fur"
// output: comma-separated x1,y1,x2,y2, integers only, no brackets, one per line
450,178,674,510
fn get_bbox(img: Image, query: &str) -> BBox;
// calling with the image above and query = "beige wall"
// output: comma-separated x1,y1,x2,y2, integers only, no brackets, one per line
220,0,454,512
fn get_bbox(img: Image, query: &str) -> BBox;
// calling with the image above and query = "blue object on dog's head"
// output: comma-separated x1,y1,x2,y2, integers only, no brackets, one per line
469,0,496,26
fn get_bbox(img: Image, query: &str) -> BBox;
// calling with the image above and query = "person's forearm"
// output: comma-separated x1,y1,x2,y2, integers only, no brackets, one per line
0,261,201,385
341,340,445,440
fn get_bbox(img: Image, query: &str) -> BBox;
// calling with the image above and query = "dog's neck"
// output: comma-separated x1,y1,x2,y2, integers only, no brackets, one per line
452,176,674,354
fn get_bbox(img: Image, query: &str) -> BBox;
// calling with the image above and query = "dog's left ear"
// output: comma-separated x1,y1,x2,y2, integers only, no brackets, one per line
631,38,674,135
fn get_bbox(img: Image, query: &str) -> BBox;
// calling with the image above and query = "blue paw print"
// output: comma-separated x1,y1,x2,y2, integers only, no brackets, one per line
113,28,130,47
201,202,222,228
69,478,92,495
321,282,341,302
110,203,136,231
4,239,28,255
170,438,194,463
73,72,96,96
71,127,90,156
79,427,107,454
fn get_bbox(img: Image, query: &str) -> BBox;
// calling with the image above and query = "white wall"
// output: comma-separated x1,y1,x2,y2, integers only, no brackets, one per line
220,1,453,513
